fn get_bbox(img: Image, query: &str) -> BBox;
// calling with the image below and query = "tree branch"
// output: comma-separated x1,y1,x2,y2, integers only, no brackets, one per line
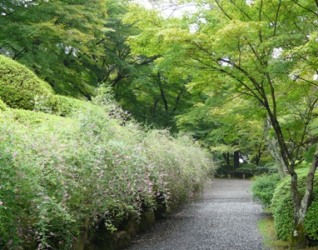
215,0,233,20
273,0,282,36
290,0,318,16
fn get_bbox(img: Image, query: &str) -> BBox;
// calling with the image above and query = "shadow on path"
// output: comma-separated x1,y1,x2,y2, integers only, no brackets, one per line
128,179,265,250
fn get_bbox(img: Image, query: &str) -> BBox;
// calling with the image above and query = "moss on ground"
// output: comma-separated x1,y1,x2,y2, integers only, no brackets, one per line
258,217,318,250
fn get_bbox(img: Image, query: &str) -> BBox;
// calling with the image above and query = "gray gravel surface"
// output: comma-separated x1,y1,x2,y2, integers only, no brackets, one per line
127,179,265,250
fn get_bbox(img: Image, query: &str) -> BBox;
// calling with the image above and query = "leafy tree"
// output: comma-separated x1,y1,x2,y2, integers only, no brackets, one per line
0,0,108,98
107,4,195,130
126,0,318,245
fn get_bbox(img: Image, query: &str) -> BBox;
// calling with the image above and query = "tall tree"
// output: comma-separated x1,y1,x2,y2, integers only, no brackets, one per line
126,0,318,244
0,0,108,98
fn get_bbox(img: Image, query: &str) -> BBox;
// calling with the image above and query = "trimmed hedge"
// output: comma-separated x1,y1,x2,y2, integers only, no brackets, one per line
34,94,96,116
271,170,318,241
251,174,280,208
49,95,95,116
0,55,53,110
304,201,318,240
0,55,97,117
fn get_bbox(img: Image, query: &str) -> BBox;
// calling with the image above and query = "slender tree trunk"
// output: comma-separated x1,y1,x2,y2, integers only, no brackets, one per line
293,145,318,246
157,72,168,115
264,117,288,178
265,110,308,244
223,152,231,168
234,151,240,169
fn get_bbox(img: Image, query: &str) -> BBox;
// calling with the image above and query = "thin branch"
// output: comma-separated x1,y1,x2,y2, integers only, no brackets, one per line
229,0,252,20
218,58,267,100
201,59,265,105
215,0,233,20
258,0,263,43
290,0,318,17
273,0,282,36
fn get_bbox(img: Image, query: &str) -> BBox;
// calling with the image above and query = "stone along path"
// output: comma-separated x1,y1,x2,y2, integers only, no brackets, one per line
128,179,265,250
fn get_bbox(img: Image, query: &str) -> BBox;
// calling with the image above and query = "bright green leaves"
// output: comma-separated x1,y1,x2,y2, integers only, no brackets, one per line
125,0,318,170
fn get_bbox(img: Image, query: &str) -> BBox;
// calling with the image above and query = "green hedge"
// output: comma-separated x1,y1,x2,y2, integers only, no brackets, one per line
251,174,280,208
0,55,96,117
271,170,318,241
34,94,96,116
0,55,53,110
304,201,318,240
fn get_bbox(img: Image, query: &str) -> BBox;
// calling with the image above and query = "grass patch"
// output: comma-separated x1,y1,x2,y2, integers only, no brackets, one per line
258,216,318,250
258,216,290,249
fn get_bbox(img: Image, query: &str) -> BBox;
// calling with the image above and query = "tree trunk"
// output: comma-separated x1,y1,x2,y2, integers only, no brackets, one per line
264,118,287,178
292,145,318,246
223,152,231,168
157,72,168,115
234,151,240,169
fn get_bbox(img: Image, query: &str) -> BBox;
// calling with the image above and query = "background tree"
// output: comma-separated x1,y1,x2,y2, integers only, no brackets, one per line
125,0,318,245
0,0,109,98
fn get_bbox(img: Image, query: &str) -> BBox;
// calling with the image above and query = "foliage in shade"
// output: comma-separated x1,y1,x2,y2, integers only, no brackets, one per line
0,0,108,98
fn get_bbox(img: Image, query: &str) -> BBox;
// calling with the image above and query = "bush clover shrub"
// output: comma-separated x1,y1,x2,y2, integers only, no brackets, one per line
0,104,215,249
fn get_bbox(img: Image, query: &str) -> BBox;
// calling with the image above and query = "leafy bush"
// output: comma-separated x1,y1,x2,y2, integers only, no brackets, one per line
0,104,214,249
304,201,318,240
0,55,53,110
271,170,318,241
251,174,280,208
238,163,257,171
35,95,95,116
0,99,6,111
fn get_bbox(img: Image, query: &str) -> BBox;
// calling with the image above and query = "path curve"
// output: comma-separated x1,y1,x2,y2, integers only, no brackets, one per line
128,179,265,250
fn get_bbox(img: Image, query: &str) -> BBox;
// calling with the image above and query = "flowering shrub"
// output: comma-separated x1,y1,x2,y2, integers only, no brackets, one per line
0,103,214,249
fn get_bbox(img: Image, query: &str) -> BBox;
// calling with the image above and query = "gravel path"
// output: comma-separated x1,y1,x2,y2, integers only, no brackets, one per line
127,179,265,250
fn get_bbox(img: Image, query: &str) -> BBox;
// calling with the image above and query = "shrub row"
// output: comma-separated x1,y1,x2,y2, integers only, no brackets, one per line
0,55,91,117
252,170,318,242
271,170,318,241
251,173,280,208
0,105,214,249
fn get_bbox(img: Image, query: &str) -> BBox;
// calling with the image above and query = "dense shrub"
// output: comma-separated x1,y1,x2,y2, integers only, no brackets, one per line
304,201,318,240
0,105,214,249
0,99,6,111
34,95,95,116
0,55,53,110
271,170,318,241
251,174,280,208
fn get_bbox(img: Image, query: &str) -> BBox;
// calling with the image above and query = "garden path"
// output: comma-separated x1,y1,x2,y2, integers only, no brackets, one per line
128,179,265,250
